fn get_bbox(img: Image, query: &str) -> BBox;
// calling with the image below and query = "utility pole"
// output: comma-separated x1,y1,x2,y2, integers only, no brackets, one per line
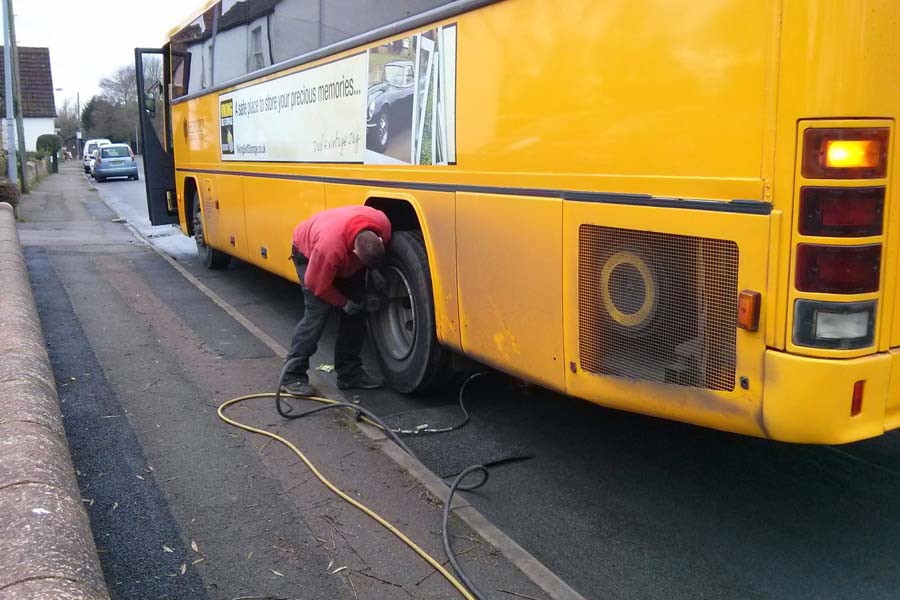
1,0,16,183
5,0,26,192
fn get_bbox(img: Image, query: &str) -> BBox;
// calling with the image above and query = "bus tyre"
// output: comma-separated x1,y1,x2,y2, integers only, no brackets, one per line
192,194,231,270
368,230,449,393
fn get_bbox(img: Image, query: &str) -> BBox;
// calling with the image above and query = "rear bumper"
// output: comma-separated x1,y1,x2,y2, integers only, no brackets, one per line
763,348,900,444
95,166,137,177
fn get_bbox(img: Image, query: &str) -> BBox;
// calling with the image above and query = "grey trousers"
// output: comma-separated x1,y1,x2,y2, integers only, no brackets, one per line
283,252,366,384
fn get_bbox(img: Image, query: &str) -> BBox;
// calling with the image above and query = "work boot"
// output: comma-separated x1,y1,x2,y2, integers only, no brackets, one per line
281,379,316,396
336,370,383,390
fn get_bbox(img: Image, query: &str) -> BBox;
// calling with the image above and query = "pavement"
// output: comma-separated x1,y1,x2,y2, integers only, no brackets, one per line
17,163,553,600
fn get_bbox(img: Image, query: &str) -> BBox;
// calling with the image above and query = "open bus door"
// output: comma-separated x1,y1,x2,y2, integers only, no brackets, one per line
135,47,179,226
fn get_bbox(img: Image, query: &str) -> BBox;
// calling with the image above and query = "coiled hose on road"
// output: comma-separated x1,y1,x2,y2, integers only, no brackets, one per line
217,362,492,600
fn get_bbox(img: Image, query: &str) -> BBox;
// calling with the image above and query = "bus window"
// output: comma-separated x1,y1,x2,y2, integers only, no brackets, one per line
171,8,216,97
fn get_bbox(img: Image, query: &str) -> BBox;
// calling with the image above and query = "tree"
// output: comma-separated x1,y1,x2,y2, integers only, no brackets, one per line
80,96,99,133
81,95,133,143
99,65,137,106
78,64,142,150
36,134,62,154
55,98,80,148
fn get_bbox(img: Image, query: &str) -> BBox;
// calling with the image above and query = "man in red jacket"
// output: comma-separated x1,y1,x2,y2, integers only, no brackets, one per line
281,205,392,396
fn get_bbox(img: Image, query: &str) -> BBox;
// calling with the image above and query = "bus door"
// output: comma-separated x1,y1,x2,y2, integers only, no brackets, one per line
135,47,179,226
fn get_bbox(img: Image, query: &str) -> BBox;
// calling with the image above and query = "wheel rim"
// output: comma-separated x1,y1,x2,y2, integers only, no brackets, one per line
372,265,416,360
378,113,389,147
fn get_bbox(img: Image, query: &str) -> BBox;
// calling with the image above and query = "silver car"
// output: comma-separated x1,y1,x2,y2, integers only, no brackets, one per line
91,144,139,182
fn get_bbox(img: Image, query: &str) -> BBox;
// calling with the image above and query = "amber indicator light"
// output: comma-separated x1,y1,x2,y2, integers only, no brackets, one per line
737,290,761,331
802,128,889,179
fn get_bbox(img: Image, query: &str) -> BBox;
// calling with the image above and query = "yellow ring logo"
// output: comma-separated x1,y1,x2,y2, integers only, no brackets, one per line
601,251,656,327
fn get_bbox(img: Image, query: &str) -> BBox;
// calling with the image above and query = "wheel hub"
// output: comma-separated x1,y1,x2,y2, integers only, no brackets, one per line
371,265,416,360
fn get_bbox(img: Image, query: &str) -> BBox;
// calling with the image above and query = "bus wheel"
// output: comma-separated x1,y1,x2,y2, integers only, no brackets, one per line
192,194,231,270
368,231,449,393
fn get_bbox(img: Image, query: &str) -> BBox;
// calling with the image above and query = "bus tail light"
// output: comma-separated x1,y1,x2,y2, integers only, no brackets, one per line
793,299,876,349
799,186,884,237
795,244,881,294
802,128,889,179
851,380,864,417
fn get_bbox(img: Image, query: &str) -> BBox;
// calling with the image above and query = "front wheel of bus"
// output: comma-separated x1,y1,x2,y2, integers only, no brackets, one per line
192,195,231,270
368,231,449,393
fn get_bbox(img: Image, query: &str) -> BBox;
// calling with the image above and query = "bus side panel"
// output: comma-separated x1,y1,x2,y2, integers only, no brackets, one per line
563,201,770,438
243,178,325,280
456,193,565,391
201,175,250,263
457,0,772,182
327,184,462,353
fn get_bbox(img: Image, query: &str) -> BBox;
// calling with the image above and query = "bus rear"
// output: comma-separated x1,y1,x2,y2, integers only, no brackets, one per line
563,0,898,444
759,0,899,443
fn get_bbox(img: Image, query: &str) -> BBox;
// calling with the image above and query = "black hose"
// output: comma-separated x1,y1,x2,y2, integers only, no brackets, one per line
274,361,492,598
389,371,491,435
444,465,491,600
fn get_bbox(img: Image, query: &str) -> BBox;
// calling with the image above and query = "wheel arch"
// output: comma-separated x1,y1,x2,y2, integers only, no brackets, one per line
365,193,461,353
183,176,199,236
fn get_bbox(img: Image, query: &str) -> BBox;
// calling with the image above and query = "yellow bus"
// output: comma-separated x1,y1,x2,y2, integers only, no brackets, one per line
136,0,898,444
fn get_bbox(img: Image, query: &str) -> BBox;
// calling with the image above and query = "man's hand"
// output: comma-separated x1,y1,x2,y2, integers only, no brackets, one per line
342,299,364,315
363,293,383,313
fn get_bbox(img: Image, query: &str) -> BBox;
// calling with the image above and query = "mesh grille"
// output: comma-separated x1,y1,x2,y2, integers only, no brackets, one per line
578,225,739,391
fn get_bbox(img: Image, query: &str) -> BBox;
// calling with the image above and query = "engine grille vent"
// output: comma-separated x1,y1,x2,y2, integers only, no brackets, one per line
578,225,739,391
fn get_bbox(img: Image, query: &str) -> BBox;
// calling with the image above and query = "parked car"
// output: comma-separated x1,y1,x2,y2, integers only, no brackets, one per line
82,138,111,173
366,60,415,152
91,144,139,182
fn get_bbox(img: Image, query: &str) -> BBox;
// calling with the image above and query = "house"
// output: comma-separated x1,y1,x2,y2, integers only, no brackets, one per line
0,46,57,152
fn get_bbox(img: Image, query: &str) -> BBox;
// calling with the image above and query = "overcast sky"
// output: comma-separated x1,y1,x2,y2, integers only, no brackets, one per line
2,0,199,112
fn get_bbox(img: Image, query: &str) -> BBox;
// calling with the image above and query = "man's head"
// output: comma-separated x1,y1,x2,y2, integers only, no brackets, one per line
353,230,385,268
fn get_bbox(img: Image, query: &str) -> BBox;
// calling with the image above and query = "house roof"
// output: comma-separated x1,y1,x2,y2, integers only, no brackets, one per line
0,46,56,118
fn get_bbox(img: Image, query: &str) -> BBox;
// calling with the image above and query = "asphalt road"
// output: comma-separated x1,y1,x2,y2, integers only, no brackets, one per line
89,164,900,600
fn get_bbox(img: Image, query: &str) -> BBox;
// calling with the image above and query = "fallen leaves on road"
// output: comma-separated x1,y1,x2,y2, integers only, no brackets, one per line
269,568,284,577
162,545,174,553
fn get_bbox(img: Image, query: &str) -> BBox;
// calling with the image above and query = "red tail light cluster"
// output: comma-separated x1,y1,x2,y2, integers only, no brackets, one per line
799,187,884,237
795,244,881,294
793,126,890,352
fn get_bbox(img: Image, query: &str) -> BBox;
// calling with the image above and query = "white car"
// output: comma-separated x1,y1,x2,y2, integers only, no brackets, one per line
82,138,111,174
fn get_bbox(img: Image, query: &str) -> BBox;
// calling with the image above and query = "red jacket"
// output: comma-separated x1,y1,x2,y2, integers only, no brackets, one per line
292,206,391,306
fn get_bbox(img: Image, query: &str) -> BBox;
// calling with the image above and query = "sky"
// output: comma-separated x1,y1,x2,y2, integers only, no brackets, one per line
2,0,201,113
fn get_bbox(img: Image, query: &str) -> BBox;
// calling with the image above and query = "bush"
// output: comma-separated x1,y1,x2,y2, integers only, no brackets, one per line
0,180,20,207
36,134,62,154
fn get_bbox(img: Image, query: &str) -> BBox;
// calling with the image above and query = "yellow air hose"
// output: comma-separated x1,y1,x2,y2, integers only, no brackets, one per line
217,391,478,600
